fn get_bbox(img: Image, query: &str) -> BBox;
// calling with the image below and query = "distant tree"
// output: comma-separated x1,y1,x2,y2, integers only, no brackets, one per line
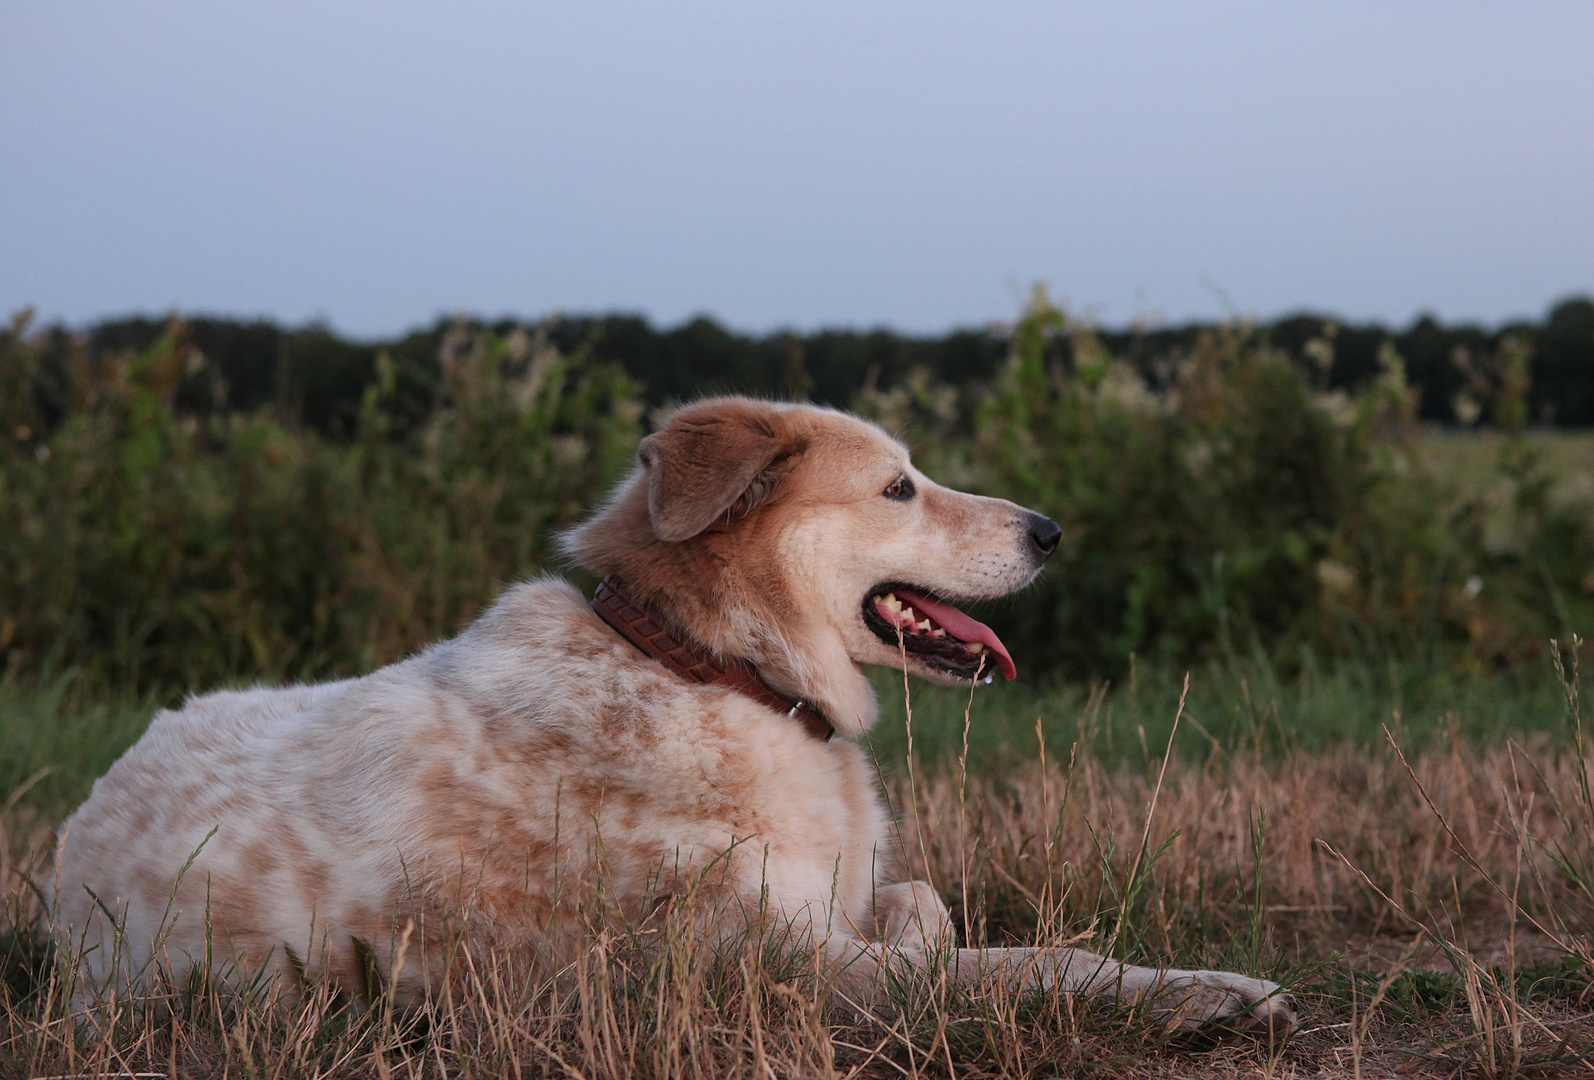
49,297,1594,436
1535,297,1594,426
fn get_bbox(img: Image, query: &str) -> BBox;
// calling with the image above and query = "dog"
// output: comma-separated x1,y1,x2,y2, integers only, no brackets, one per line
53,396,1296,1033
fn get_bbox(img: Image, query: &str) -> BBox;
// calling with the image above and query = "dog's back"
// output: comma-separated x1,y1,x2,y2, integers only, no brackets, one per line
55,578,886,1003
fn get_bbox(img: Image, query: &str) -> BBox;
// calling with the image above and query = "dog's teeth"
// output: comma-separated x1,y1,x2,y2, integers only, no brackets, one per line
967,642,986,654
916,619,932,632
899,605,915,621
930,628,947,638
883,594,902,612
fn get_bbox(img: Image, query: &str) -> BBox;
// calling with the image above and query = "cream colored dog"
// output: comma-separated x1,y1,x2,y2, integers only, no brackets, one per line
54,397,1296,1033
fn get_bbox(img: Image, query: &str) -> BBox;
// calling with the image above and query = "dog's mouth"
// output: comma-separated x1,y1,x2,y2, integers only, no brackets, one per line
862,586,1017,682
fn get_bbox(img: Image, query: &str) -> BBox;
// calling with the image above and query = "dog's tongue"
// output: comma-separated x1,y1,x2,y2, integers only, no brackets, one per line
894,589,1017,681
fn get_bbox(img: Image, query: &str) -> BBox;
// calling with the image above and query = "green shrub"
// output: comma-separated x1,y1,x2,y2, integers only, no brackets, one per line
0,314,642,693
1,298,1589,698
857,288,1593,680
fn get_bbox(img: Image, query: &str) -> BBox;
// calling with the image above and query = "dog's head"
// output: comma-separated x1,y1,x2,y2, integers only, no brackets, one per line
562,397,1059,734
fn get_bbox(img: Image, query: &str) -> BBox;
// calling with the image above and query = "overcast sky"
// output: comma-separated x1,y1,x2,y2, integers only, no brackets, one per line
3,2,1592,338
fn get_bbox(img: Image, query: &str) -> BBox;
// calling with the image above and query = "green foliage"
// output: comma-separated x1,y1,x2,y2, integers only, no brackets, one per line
2,296,1591,701
860,287,1594,681
0,313,642,693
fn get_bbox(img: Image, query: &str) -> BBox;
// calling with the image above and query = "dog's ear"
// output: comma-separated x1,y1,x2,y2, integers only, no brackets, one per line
638,411,793,542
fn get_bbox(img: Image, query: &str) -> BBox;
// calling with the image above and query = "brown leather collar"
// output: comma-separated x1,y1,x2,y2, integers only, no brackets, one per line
590,577,834,742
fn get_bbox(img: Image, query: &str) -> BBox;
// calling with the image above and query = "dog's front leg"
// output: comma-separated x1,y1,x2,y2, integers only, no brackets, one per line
826,882,1296,1035
870,880,953,951
818,880,952,1010
950,946,1298,1034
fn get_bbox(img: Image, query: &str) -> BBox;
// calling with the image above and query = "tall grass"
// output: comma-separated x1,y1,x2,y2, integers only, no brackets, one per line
4,648,1593,1077
0,677,155,817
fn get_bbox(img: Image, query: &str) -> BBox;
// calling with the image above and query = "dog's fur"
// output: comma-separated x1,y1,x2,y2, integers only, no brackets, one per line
54,397,1296,1032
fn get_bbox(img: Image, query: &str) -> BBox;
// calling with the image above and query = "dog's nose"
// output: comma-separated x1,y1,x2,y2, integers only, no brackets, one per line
1027,513,1062,557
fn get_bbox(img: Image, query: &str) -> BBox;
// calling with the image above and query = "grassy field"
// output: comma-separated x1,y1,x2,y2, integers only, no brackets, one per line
2,309,1592,1074
868,649,1589,766
4,649,1593,1078
1418,429,1594,508
1417,429,1594,568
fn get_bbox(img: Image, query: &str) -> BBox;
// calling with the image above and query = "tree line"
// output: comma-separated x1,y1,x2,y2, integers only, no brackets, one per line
25,294,1594,438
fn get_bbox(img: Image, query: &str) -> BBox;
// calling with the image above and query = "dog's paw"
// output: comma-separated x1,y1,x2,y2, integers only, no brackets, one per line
1152,971,1298,1037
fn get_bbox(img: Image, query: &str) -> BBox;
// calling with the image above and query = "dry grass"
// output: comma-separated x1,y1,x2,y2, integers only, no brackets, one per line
4,660,1594,1077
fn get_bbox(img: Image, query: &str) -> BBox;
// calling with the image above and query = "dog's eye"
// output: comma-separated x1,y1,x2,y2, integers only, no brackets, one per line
882,475,915,501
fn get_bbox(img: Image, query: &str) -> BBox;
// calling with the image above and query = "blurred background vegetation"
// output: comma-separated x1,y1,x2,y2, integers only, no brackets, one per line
1,290,1591,801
